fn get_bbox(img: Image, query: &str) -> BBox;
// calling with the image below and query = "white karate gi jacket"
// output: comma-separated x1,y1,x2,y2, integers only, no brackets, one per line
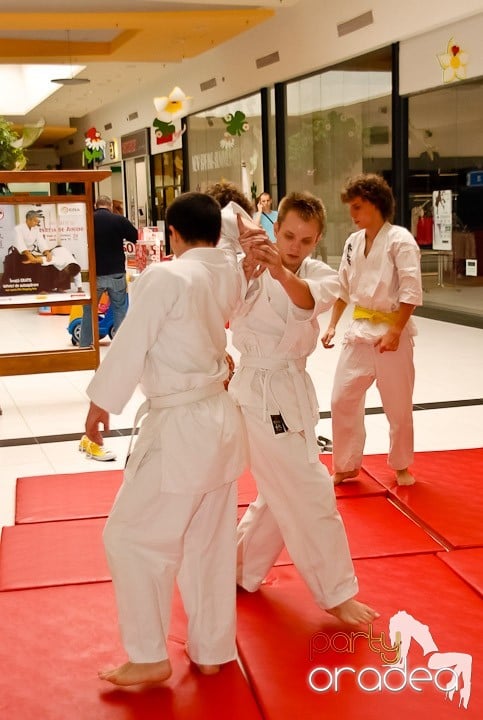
14,223,49,256
15,223,78,270
87,247,246,494
228,258,340,459
338,223,423,343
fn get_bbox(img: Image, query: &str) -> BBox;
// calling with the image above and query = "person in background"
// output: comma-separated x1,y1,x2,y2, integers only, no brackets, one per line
206,180,254,218
79,195,137,348
321,173,423,487
78,195,138,461
253,191,278,242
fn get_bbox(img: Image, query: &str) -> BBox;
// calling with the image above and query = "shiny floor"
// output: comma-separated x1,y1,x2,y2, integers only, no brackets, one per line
1,306,483,531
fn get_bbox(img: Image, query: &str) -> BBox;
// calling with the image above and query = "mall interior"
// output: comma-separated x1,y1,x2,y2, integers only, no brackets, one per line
0,1,482,718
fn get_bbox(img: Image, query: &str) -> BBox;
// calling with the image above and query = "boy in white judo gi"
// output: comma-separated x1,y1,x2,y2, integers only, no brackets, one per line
228,191,379,626
321,173,423,486
84,192,247,686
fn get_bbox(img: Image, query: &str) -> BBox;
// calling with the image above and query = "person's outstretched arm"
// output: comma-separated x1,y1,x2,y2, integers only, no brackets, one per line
321,298,348,348
85,401,110,445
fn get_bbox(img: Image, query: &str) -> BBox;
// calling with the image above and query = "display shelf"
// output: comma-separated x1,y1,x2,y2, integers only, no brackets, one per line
0,169,111,376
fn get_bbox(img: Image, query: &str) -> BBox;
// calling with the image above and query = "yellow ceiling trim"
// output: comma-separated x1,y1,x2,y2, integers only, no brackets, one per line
0,9,274,31
0,9,274,63
0,39,112,59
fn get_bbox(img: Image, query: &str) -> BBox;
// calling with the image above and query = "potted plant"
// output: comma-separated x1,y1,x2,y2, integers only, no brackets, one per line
0,117,28,171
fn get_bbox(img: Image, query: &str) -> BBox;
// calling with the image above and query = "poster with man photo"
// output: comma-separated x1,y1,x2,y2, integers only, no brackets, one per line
0,202,89,303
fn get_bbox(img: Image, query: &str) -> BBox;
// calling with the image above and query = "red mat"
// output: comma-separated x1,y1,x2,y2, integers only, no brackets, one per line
0,517,109,590
0,582,262,720
238,496,442,564
236,556,483,719
319,454,388,498
15,468,258,523
15,470,122,524
13,457,384,527
338,496,443,559
437,548,483,597
362,449,483,548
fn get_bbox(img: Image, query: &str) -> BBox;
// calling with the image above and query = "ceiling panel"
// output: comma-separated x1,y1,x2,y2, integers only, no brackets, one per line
0,1,295,145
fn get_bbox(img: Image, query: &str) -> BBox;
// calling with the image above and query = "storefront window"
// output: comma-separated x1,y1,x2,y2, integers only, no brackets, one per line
152,148,183,224
267,87,277,203
409,82,483,318
285,49,392,264
187,93,263,208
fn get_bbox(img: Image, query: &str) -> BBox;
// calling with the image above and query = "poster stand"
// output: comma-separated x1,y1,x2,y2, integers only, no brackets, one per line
0,169,111,376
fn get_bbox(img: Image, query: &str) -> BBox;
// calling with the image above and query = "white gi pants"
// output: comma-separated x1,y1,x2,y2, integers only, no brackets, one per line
103,469,237,665
331,330,415,473
237,407,358,609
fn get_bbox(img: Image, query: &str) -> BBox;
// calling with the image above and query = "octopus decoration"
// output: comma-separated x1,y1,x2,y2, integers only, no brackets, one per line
222,111,249,136
219,110,249,149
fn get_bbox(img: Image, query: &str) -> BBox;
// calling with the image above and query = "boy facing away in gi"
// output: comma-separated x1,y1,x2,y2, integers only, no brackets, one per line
225,191,379,626
84,192,247,686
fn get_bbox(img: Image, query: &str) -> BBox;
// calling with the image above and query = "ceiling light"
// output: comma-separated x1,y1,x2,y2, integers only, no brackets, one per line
51,30,90,86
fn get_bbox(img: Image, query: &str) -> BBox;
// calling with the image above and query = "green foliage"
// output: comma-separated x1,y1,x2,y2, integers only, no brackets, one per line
0,118,27,170
287,110,360,175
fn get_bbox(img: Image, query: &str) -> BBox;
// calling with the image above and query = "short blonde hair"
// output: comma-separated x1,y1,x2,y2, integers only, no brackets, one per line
277,191,326,235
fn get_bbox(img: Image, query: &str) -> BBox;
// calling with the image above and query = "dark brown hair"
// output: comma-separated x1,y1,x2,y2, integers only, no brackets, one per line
205,181,254,217
341,173,395,221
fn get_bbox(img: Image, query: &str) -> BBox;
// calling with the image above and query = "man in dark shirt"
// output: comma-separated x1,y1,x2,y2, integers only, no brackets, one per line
80,195,138,347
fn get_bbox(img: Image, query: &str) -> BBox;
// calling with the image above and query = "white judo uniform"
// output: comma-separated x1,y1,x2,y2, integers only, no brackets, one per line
331,222,423,473
229,254,359,609
15,222,49,256
15,223,81,287
87,248,247,666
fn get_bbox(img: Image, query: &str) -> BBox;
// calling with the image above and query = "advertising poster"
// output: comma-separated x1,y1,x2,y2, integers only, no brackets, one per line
0,202,90,305
432,190,452,250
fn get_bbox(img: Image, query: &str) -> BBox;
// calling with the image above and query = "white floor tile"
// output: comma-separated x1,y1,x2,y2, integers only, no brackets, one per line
0,443,49,468
38,436,130,475
1,306,482,532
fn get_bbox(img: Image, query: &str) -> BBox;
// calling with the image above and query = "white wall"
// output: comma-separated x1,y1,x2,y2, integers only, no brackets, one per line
58,0,483,159
400,11,483,95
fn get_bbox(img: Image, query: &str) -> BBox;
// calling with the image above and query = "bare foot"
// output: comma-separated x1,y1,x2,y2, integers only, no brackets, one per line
396,468,415,486
332,470,359,486
196,663,221,675
98,660,172,686
327,598,380,625
184,644,221,675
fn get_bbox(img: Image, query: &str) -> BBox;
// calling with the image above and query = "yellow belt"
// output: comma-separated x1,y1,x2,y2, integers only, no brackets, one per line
353,305,399,325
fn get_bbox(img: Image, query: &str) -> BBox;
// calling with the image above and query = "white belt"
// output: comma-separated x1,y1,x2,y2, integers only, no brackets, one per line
126,381,225,461
239,355,319,464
